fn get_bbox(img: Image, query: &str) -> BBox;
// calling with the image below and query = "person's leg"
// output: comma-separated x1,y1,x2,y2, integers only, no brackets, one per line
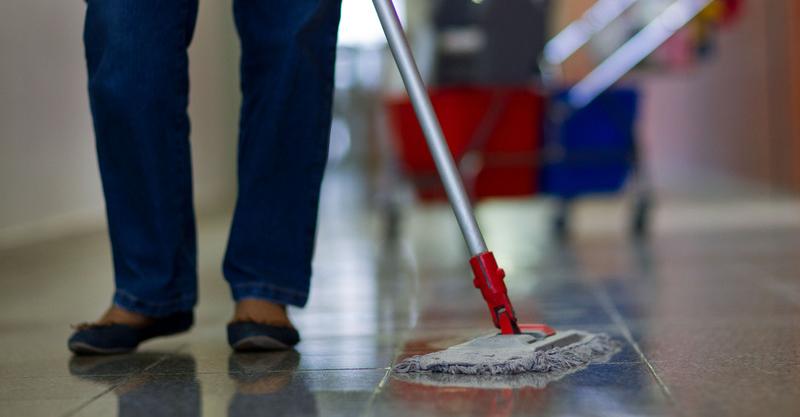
84,0,199,318
224,0,342,313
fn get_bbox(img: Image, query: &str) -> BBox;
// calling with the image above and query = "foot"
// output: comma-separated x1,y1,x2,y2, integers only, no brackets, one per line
231,299,293,328
93,306,155,328
228,300,299,352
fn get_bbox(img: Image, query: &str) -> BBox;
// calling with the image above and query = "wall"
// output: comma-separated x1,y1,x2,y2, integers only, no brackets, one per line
0,1,240,248
637,1,799,195
786,0,800,192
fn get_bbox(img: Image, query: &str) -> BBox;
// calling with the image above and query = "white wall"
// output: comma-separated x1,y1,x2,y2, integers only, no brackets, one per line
0,1,240,248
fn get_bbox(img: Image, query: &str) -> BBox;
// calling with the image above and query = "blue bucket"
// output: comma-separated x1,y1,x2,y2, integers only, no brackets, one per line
540,88,639,198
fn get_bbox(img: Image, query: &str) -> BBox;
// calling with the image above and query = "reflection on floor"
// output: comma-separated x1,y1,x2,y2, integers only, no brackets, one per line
1,169,799,417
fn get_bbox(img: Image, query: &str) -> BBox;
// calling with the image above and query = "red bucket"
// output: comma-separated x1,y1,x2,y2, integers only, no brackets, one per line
386,87,544,201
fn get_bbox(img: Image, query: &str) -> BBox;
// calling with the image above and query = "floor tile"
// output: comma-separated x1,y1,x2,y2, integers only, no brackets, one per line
0,375,123,416
0,337,169,379
626,320,800,372
73,369,387,417
370,363,673,417
1,169,800,417
654,357,800,417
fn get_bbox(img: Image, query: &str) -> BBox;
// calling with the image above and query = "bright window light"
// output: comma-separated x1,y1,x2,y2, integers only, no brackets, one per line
338,0,406,48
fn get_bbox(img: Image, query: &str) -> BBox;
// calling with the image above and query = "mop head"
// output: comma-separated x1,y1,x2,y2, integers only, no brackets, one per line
394,330,619,376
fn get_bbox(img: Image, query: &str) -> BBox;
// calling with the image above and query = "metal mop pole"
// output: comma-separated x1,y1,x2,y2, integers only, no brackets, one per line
373,0,525,334
372,0,487,256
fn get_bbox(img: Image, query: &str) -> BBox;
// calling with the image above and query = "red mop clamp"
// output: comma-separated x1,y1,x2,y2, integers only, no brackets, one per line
469,252,521,335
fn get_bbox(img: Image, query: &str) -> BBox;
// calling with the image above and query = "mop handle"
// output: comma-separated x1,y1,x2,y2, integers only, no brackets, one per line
372,0,488,256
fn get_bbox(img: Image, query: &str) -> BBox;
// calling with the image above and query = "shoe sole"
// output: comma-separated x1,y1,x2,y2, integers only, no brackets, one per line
69,326,192,356
68,342,135,356
231,335,291,352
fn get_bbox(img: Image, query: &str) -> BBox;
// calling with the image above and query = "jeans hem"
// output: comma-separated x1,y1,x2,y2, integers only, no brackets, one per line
113,290,196,317
230,283,309,308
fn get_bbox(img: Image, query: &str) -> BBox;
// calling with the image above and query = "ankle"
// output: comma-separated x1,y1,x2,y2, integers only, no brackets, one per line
233,299,293,327
97,306,154,328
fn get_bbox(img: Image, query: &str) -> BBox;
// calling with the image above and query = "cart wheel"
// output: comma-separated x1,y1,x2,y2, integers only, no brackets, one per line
553,199,571,240
631,195,651,238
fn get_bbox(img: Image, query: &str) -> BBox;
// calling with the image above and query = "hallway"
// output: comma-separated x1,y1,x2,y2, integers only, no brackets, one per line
1,170,799,417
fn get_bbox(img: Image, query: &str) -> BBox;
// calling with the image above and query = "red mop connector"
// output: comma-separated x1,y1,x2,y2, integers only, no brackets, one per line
469,251,521,335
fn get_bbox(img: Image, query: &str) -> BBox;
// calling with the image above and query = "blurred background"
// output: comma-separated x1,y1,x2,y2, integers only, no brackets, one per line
1,2,800,416
0,0,798,247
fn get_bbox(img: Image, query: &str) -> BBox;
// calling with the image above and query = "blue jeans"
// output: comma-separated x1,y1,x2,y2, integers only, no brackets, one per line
84,0,342,317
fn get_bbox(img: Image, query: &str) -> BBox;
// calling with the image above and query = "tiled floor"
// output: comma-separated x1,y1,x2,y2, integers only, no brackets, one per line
1,169,800,417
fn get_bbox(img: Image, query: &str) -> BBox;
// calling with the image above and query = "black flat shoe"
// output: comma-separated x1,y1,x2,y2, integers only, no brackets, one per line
68,311,194,355
227,322,300,352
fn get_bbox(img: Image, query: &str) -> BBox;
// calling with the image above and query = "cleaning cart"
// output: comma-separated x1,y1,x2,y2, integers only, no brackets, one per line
540,0,742,236
373,0,619,374
371,0,744,375
385,0,741,239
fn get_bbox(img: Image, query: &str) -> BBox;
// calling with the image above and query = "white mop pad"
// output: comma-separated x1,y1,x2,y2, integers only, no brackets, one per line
394,330,619,376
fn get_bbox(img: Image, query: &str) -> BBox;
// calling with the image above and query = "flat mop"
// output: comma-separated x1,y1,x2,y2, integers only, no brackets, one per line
372,0,619,376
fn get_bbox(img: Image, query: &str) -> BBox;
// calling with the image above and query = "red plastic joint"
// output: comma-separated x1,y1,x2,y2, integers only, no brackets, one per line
518,323,556,337
469,251,520,334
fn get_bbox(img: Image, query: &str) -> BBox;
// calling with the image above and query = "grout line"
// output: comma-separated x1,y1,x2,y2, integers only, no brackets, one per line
358,233,419,417
359,367,391,417
60,349,182,417
591,284,680,408
358,331,406,417
59,385,117,417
